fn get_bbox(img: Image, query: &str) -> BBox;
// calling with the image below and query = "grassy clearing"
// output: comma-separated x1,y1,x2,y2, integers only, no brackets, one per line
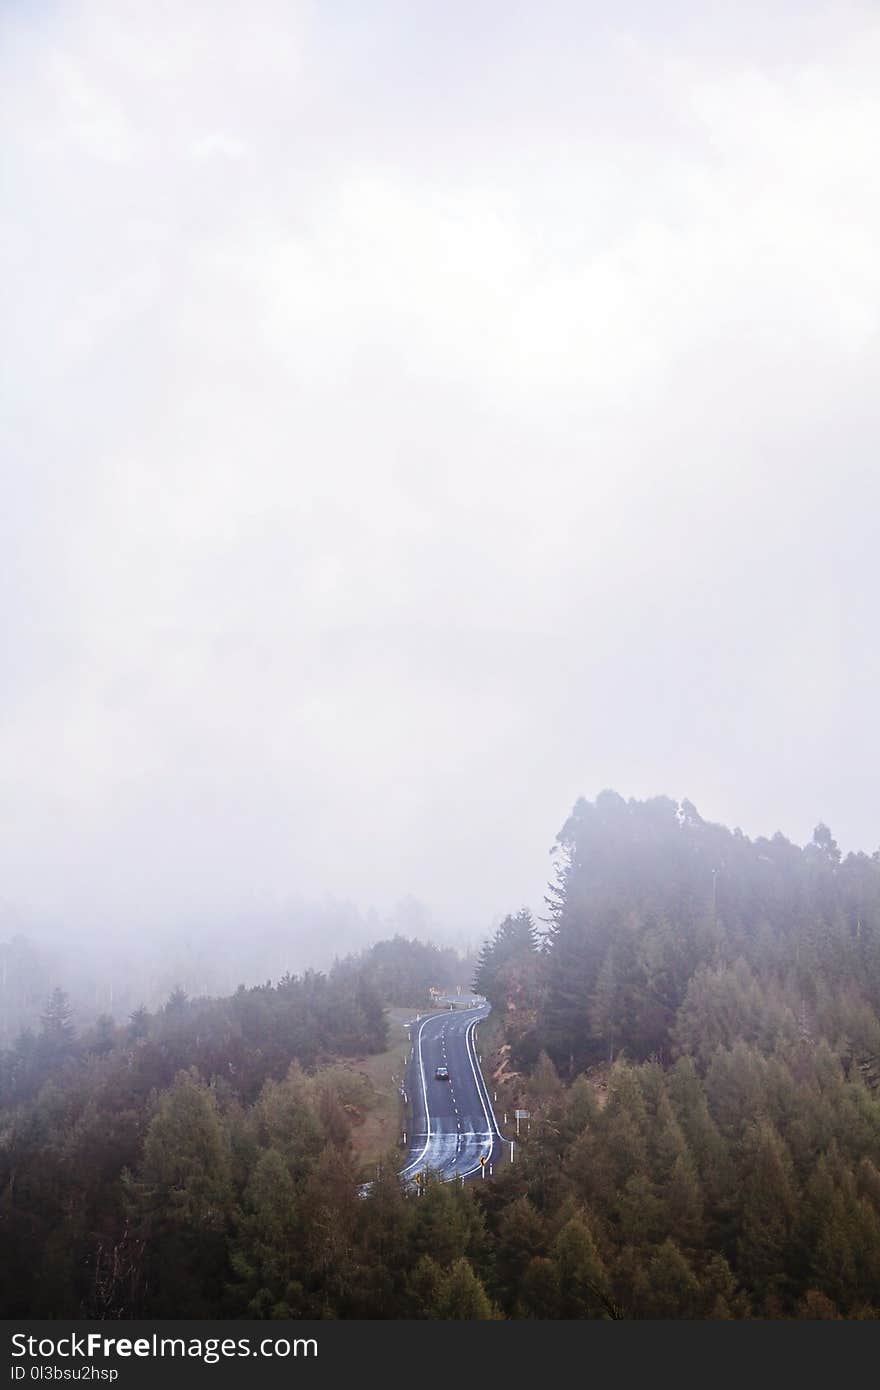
320,1006,421,1180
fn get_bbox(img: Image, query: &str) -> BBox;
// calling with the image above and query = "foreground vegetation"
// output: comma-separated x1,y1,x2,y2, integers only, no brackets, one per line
2,793,880,1318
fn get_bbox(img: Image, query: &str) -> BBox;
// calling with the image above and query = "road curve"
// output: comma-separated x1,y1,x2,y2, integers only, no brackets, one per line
399,1003,505,1183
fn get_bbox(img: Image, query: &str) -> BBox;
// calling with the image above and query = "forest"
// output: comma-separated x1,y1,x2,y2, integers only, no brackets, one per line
2,792,880,1318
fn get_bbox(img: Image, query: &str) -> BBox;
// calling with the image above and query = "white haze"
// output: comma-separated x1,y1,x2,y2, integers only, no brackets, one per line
2,2,880,984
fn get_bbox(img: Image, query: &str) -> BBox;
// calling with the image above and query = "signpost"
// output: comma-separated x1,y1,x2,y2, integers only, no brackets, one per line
515,1109,531,1136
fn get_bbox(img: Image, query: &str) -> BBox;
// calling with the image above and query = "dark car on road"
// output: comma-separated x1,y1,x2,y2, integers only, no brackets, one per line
435,1065,450,1081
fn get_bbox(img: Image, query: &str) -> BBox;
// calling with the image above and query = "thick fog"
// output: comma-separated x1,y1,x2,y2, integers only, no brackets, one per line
2,2,880,1004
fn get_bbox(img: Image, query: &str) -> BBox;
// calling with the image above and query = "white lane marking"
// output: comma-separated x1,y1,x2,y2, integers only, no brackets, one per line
468,1012,502,1137
459,1011,498,1180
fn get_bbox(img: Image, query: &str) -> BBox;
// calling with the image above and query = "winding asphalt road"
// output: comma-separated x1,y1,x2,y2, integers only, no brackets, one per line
399,1002,505,1183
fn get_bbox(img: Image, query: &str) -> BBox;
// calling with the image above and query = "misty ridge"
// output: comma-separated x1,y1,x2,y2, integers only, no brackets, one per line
6,785,875,1051
0,892,477,1045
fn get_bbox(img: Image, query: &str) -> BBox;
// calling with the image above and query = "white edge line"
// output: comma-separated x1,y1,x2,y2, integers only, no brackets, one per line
459,1009,499,1180
398,1010,443,1178
471,1011,503,1138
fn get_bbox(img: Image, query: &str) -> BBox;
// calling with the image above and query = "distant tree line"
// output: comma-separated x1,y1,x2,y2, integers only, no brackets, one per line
343,934,466,1005
1,964,387,1114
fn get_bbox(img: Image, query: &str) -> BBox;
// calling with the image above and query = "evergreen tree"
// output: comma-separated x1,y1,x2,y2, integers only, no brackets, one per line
129,1069,234,1315
231,1148,302,1317
551,1209,610,1318
636,1241,702,1318
474,909,540,1007
39,988,75,1067
735,1120,797,1306
434,1258,500,1319
494,1196,546,1309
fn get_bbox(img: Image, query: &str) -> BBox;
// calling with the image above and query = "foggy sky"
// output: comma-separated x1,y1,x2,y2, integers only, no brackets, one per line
2,1,880,940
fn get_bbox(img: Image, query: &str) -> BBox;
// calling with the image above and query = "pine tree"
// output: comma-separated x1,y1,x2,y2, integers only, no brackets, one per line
231,1147,302,1317
528,1051,563,1107
637,1240,702,1318
138,1069,233,1229
90,1014,116,1056
518,1256,560,1318
254,1064,326,1180
434,1258,500,1319
129,1069,235,1316
551,1211,611,1317
666,1150,705,1245
299,1144,361,1315
39,988,75,1066
473,909,540,1007
412,1179,485,1270
410,1255,444,1317
557,1074,600,1145
735,1119,797,1305
494,1196,546,1309
667,1055,733,1206
127,1006,150,1041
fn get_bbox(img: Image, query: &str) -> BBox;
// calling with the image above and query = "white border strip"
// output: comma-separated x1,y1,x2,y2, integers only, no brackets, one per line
469,1011,502,1137
399,1010,441,1178
457,1010,499,1179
